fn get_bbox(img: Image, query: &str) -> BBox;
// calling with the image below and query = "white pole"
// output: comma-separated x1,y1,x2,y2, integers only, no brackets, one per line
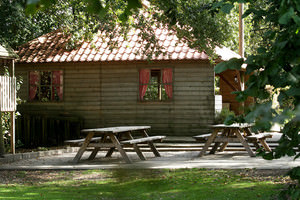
10,60,15,154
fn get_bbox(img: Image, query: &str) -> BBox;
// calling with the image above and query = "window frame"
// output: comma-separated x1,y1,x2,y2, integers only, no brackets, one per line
28,70,64,103
138,67,173,102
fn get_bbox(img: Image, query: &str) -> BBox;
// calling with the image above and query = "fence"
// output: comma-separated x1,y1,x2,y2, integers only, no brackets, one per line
16,113,83,148
0,76,16,112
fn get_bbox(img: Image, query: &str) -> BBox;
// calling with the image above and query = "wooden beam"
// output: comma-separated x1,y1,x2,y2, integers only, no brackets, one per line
219,74,239,92
238,3,245,114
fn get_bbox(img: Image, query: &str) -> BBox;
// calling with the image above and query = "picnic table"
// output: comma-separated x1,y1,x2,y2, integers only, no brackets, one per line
66,126,165,164
197,123,273,157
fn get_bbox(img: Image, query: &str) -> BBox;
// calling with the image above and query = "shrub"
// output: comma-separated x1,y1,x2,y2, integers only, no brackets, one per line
214,108,235,124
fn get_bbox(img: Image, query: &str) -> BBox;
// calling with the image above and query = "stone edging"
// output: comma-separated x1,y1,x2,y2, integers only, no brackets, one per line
0,147,79,164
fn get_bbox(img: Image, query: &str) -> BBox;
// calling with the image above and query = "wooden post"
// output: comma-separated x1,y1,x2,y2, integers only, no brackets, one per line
0,111,4,156
10,60,15,154
238,3,245,114
10,111,15,154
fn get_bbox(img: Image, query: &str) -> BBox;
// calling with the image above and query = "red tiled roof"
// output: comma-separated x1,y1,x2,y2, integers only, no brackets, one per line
17,28,240,63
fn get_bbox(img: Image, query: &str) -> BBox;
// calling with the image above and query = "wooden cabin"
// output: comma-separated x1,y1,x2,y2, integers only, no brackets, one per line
15,29,240,137
0,45,17,153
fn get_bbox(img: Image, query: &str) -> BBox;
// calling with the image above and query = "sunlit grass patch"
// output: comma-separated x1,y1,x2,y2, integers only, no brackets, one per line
0,169,288,200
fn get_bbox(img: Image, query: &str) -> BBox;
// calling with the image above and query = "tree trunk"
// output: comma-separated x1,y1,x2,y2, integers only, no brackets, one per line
0,112,4,156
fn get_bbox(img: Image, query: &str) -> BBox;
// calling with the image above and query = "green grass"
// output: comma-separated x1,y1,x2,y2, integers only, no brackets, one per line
0,169,286,200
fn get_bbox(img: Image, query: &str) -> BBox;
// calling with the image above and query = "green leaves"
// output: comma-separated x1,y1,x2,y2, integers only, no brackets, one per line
220,4,234,14
119,0,142,22
85,0,107,17
279,7,295,24
292,15,300,26
25,0,56,15
215,58,244,74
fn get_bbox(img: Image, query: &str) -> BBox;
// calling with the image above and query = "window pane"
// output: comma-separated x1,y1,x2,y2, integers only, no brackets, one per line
139,68,172,101
40,71,51,85
40,86,51,102
144,75,159,100
144,85,159,100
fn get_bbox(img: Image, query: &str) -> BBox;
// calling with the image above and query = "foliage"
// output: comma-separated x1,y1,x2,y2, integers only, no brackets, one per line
215,76,220,95
1,0,243,58
22,0,263,57
0,169,286,199
214,0,300,198
214,108,236,124
0,0,57,49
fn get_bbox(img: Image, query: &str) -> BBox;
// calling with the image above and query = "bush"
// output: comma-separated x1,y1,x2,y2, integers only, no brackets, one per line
214,108,235,124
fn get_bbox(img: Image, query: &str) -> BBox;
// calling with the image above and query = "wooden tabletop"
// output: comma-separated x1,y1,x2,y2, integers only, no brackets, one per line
210,123,254,128
81,126,151,134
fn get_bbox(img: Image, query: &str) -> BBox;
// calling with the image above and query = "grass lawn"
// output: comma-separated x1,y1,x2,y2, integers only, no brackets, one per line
0,169,292,200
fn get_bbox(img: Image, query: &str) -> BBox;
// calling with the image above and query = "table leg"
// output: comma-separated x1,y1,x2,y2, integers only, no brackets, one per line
209,142,221,154
105,148,115,157
252,142,260,150
88,135,106,160
133,144,146,160
143,130,161,157
217,129,229,152
234,129,256,157
109,133,132,164
125,131,146,160
88,147,100,160
73,132,94,163
218,142,229,152
259,139,272,151
244,127,254,136
198,129,219,157
105,133,119,157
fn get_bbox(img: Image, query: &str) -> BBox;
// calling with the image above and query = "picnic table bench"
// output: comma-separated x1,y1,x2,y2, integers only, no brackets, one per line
120,136,165,145
65,126,165,164
196,124,274,157
64,137,103,146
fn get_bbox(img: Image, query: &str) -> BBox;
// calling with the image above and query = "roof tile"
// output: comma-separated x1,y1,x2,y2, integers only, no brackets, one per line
17,28,240,63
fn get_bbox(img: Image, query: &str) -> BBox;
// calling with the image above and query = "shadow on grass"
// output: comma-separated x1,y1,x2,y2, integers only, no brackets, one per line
0,169,284,200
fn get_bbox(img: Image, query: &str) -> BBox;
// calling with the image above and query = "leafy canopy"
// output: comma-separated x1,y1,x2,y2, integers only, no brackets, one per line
214,2,299,197
1,0,255,58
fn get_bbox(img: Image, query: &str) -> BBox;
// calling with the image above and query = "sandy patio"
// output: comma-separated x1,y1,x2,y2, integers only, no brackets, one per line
0,148,299,170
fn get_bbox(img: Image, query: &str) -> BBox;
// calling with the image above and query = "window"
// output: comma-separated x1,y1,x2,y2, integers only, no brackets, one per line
139,68,173,101
29,71,63,102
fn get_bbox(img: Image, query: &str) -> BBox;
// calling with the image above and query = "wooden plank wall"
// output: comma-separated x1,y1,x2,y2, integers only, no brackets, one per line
16,61,215,136
0,59,16,112
16,63,101,128
0,76,16,111
100,62,214,136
